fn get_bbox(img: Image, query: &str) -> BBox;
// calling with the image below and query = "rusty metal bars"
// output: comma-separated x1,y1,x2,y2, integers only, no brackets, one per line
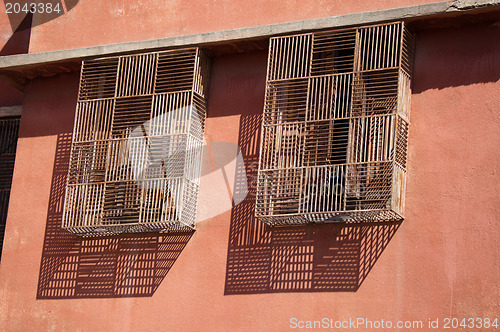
63,48,209,236
256,22,414,226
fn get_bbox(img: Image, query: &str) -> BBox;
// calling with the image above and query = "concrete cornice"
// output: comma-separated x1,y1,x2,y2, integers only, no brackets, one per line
0,106,22,117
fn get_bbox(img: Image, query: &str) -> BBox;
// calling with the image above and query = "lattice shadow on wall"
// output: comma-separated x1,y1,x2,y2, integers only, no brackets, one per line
225,114,401,294
37,133,192,299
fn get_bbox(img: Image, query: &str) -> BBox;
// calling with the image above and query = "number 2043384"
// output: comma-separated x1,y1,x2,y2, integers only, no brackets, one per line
442,317,498,329
5,2,62,14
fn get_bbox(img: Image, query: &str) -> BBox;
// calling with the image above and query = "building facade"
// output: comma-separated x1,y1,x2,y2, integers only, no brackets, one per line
0,1,499,331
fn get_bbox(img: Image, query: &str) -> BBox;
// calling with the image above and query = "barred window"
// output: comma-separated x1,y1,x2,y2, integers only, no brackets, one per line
62,48,210,236
256,22,414,226
0,116,20,259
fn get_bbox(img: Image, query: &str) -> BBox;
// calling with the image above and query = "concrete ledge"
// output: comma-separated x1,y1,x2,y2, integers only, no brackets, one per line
0,106,22,117
0,0,498,72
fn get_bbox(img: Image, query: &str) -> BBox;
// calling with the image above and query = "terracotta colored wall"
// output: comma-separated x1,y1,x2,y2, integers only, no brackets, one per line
0,7,27,106
1,0,439,53
0,22,499,331
0,81,23,106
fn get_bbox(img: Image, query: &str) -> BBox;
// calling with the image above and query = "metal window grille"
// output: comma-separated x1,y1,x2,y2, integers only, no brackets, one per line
0,117,20,259
62,48,210,236
256,22,414,226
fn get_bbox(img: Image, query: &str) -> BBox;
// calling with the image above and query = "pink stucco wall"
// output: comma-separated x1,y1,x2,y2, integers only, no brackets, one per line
0,13,498,332
0,0,440,53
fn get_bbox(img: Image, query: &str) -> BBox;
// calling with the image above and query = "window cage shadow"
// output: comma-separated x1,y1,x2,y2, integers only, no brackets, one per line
225,113,402,294
256,21,414,226
37,133,193,299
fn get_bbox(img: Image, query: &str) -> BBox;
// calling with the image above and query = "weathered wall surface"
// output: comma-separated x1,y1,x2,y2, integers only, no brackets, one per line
0,0,440,53
0,21,499,331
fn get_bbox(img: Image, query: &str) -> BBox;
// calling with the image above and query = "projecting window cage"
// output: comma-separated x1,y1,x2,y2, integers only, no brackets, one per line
256,21,414,226
0,117,20,259
62,48,210,236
